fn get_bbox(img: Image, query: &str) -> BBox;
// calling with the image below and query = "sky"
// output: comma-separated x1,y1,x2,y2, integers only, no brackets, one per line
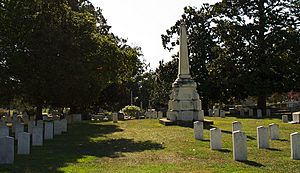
89,0,220,70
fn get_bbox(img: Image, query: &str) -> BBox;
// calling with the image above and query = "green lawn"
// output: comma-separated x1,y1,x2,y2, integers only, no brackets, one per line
1,117,300,173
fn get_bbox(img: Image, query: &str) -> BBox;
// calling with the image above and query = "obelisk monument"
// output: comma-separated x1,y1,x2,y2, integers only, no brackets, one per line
167,23,203,122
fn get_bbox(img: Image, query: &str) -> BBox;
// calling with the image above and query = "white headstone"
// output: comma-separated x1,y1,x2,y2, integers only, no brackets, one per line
292,112,300,123
194,121,203,140
291,132,300,160
282,115,289,123
257,126,269,149
0,136,14,164
232,121,242,132
220,110,225,118
210,128,222,150
73,114,82,122
257,109,262,118
233,131,247,161
249,109,253,117
44,122,54,140
54,120,62,135
27,121,35,134
269,123,279,140
213,109,220,117
17,132,30,155
266,109,271,116
61,119,67,132
15,123,24,140
32,127,43,146
112,113,118,123
0,126,9,138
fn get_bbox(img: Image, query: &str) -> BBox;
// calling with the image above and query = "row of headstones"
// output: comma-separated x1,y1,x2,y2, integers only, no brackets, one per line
193,121,300,160
145,111,164,119
208,109,226,118
239,108,271,117
0,113,82,164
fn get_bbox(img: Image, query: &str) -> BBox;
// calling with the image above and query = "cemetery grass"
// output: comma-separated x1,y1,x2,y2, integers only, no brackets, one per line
1,117,300,173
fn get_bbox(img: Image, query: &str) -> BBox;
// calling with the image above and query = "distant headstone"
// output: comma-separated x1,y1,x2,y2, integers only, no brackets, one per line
18,132,30,155
112,113,118,123
213,109,220,117
232,121,242,132
0,126,9,138
15,123,24,140
292,112,300,123
291,132,300,160
157,111,163,119
282,115,289,123
220,110,225,118
210,128,222,150
240,109,245,116
27,121,35,134
66,114,73,124
37,120,43,129
54,120,62,135
249,109,253,117
233,131,247,161
269,123,279,140
257,126,269,149
44,122,54,140
208,109,213,117
266,109,271,116
0,136,14,164
32,127,43,146
61,119,67,132
257,109,262,118
73,114,82,122
194,121,203,140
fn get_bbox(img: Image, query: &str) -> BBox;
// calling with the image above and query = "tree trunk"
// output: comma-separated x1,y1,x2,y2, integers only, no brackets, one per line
257,95,266,116
36,104,43,120
202,97,209,117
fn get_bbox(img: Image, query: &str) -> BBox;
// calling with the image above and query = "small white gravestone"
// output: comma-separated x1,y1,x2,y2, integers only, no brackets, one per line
213,109,220,117
73,114,82,122
27,121,35,134
292,112,300,123
249,109,253,117
269,123,279,140
0,136,14,164
240,109,245,116
210,128,222,150
233,131,247,161
282,115,289,123
44,122,54,140
194,121,203,140
291,132,300,160
54,120,62,135
37,120,43,129
18,132,30,155
157,111,163,119
32,127,43,146
61,119,67,132
15,123,24,140
0,126,9,138
257,109,262,118
232,121,242,132
257,126,269,149
112,113,118,123
220,110,225,118
208,109,213,117
266,109,271,116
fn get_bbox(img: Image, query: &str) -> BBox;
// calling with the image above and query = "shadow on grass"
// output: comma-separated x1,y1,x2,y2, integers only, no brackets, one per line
238,160,265,167
266,148,281,151
278,139,288,142
218,149,231,153
0,122,164,173
221,130,256,140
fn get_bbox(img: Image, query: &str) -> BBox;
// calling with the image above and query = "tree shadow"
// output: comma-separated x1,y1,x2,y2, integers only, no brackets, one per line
217,149,231,153
238,160,265,167
278,139,288,142
0,122,164,173
266,148,281,151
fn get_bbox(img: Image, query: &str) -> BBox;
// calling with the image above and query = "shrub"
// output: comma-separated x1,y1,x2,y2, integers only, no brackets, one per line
121,105,142,118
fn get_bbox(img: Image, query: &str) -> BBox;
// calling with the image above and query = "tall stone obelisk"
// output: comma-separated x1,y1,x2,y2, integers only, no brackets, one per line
167,23,203,122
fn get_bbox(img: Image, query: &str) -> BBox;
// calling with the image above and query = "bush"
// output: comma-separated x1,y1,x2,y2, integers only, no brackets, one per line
121,105,142,118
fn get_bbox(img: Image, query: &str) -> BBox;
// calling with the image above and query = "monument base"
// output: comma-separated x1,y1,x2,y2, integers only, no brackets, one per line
159,118,214,128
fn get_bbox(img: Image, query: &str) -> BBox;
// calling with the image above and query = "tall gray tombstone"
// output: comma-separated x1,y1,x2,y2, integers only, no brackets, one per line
210,128,222,150
15,123,24,140
208,109,213,117
291,132,300,160
232,121,242,132
27,121,35,134
257,109,262,118
44,122,54,140
0,136,14,164
18,132,30,155
112,113,118,123
233,131,247,161
269,123,279,140
0,126,9,138
32,127,43,146
220,110,225,118
257,126,269,149
61,119,67,132
54,120,62,135
194,121,203,140
282,115,289,123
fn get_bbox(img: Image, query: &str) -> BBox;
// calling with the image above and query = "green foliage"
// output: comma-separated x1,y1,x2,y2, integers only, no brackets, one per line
121,105,142,118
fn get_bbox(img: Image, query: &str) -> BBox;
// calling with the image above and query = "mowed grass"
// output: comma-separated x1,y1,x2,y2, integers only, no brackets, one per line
0,117,300,173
